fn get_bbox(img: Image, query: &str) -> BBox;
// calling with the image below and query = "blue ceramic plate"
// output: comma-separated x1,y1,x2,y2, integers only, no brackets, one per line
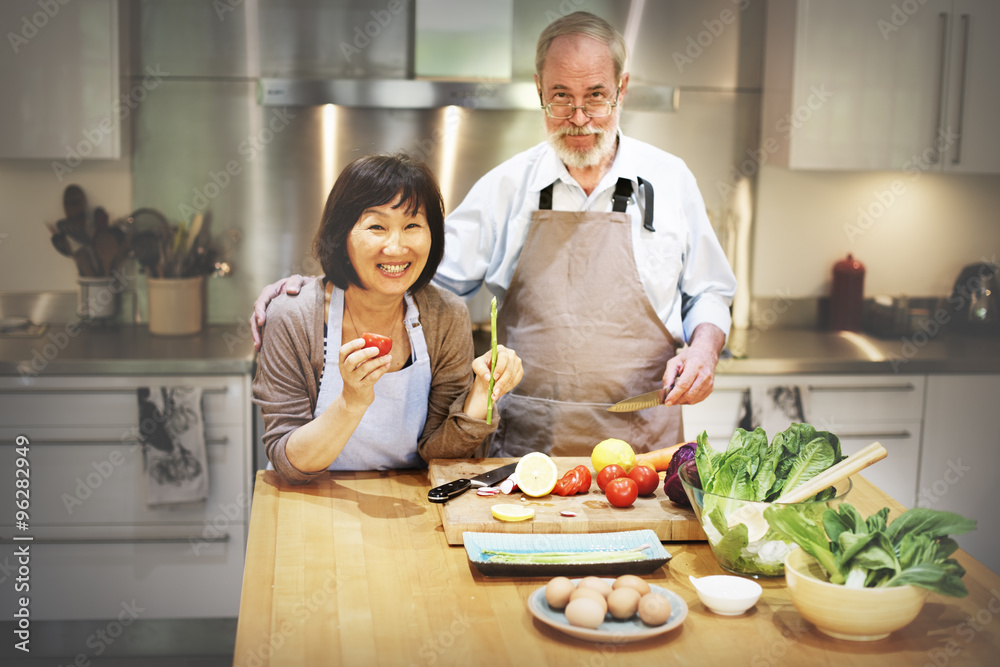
463,530,670,577
527,578,687,643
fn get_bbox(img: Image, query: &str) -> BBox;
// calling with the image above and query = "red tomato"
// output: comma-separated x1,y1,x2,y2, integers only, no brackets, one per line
573,465,592,493
553,476,573,496
596,464,626,492
362,332,393,356
605,477,639,508
553,469,582,496
628,465,659,496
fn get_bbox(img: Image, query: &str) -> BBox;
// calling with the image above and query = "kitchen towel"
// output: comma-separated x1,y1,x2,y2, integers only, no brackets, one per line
737,385,809,438
137,386,209,506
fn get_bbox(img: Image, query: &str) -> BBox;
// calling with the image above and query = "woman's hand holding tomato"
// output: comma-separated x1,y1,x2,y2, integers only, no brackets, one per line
362,332,393,356
339,337,392,408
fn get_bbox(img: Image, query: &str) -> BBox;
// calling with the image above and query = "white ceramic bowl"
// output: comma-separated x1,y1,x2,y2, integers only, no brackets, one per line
689,575,763,615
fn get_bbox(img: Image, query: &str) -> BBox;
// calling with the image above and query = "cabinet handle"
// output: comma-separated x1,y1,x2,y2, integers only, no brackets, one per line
0,387,229,395
951,14,970,165
930,12,950,165
22,436,229,446
16,534,230,545
711,387,751,394
836,431,911,440
807,383,915,392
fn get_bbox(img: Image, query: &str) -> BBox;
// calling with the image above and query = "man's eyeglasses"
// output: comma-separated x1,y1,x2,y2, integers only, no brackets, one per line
541,88,621,119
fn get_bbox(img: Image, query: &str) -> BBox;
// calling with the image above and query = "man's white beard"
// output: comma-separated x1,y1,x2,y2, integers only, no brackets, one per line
547,123,618,169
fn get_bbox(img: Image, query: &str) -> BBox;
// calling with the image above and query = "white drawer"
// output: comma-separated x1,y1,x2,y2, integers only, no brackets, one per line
0,425,249,527
801,375,925,423
0,523,246,620
835,422,922,508
0,375,249,427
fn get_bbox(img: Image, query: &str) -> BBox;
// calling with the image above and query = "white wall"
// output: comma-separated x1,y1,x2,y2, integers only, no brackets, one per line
753,166,1000,300
0,158,132,292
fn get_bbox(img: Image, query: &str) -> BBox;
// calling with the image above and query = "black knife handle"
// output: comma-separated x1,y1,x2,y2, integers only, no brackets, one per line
427,478,472,503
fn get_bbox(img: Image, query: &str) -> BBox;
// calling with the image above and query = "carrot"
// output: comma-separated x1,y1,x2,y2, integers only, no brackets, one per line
635,442,691,472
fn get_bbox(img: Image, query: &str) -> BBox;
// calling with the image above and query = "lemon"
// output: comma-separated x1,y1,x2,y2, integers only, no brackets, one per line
514,452,559,497
591,438,637,474
491,504,535,522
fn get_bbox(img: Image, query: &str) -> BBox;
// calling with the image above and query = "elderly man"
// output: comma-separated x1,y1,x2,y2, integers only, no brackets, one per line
253,11,736,457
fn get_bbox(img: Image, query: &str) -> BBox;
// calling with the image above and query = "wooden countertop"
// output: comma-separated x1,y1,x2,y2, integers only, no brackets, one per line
234,467,1000,666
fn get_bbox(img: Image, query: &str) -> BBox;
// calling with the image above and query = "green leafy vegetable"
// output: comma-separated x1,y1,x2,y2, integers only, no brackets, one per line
764,503,976,597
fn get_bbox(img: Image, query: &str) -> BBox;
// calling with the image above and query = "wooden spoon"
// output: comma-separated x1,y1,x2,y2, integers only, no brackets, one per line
727,442,889,542
93,229,120,277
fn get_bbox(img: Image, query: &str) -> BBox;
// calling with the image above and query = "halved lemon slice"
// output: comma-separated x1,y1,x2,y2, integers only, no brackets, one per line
491,504,535,522
514,452,559,497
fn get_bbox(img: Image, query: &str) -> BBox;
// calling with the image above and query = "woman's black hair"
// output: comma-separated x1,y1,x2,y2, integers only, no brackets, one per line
313,152,445,293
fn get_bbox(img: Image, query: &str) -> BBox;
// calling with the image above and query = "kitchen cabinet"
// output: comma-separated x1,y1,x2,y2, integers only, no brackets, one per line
920,374,1000,575
683,374,925,507
0,374,253,620
761,0,1000,173
0,0,121,160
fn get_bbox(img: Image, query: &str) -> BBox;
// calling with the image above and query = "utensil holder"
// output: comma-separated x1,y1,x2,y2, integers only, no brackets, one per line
77,276,120,321
147,276,205,336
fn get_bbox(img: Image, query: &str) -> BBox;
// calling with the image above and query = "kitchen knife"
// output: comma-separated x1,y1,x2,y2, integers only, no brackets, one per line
427,461,518,503
607,388,668,412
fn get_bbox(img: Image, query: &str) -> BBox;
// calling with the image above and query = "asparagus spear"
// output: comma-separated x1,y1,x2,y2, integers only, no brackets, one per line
481,544,651,564
486,296,498,425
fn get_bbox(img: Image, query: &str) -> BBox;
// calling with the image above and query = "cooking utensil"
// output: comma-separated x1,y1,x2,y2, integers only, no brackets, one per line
427,461,519,503
93,229,120,276
51,232,72,257
608,388,668,412
727,441,888,541
132,231,163,277
62,184,87,221
608,371,678,412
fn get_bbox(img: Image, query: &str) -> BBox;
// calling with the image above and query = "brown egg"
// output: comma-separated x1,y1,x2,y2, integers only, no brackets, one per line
545,576,576,610
606,586,641,620
564,597,607,629
638,592,672,626
569,586,609,614
577,576,613,598
612,574,651,597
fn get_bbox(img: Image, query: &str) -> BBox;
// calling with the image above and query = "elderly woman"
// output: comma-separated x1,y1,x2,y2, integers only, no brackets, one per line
253,153,522,483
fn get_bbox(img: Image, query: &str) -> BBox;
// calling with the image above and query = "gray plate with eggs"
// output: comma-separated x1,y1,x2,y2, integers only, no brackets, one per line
527,579,688,643
462,530,671,577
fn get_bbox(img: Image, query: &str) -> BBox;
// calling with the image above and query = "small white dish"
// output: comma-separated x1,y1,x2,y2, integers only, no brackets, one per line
689,575,762,615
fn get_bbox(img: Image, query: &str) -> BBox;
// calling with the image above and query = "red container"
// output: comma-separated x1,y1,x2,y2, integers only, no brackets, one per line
830,254,865,331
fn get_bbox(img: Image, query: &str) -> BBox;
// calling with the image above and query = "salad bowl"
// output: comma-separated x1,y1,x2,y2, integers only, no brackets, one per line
678,460,852,578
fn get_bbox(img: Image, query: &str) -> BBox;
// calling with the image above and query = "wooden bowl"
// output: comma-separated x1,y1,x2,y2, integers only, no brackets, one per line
784,548,929,641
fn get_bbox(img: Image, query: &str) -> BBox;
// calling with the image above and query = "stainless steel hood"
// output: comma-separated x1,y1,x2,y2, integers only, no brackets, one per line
257,78,677,111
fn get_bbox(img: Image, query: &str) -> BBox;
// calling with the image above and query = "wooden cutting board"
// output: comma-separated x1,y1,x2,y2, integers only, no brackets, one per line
428,457,706,545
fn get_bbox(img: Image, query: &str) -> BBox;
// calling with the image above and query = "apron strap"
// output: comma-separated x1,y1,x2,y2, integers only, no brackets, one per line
539,183,554,210
612,177,631,213
541,177,655,232
638,177,655,232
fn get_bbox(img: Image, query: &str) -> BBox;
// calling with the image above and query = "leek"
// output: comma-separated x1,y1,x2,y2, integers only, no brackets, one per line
482,544,650,564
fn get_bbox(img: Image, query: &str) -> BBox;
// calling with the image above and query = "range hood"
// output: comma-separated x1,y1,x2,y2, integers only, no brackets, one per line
257,78,677,111
256,0,676,112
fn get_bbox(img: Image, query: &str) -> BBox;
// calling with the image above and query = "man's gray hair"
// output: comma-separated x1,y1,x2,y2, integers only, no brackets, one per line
535,11,627,84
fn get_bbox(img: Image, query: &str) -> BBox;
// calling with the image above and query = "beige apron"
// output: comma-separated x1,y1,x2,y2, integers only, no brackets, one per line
489,182,683,457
